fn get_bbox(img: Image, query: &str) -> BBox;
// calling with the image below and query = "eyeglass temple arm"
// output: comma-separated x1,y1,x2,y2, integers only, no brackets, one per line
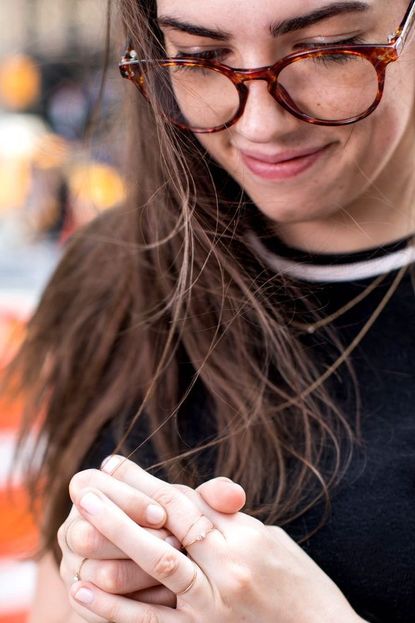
389,0,415,52
121,37,138,61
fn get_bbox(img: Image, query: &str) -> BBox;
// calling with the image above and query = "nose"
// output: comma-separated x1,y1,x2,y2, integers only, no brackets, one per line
234,78,300,142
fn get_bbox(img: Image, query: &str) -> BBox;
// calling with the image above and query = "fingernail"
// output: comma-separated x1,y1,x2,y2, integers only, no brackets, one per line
101,455,122,473
74,587,94,604
80,492,103,515
222,479,244,492
146,504,166,525
229,482,245,492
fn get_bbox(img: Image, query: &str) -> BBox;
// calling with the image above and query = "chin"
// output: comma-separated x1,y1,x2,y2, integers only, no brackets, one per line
248,195,331,225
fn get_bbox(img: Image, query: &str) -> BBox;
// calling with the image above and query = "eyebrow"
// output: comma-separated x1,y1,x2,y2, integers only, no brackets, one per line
157,1,371,41
271,2,371,37
157,17,232,41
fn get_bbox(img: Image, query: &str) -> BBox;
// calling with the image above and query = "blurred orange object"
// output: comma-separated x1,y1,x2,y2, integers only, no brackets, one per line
0,310,38,621
0,487,38,558
0,613,29,623
0,55,41,111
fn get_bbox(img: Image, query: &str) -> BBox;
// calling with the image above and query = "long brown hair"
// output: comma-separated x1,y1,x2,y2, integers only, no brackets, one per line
7,0,361,560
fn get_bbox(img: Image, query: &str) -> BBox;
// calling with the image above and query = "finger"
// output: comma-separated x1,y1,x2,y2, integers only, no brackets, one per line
61,515,128,559
196,477,246,514
74,487,211,598
70,468,167,529
78,537,182,595
80,558,162,594
70,581,182,623
100,455,224,551
57,504,83,555
63,515,177,560
128,585,177,608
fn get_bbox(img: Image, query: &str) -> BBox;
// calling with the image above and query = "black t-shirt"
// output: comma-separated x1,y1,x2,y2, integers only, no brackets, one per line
82,235,415,623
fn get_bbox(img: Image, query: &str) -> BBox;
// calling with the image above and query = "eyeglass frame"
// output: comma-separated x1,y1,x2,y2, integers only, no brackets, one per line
119,0,415,133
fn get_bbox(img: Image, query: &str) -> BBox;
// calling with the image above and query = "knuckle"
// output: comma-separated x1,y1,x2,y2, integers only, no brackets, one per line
251,530,264,548
152,550,180,581
241,525,263,548
272,525,288,541
174,484,193,495
97,560,129,594
105,601,123,623
140,607,160,623
70,520,101,557
152,486,176,509
226,563,254,595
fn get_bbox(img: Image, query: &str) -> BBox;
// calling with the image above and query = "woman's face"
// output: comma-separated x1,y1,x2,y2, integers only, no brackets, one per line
156,0,415,247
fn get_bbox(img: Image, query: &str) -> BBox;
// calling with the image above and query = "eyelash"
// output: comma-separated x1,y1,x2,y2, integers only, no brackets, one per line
174,49,228,62
172,36,367,62
303,35,367,50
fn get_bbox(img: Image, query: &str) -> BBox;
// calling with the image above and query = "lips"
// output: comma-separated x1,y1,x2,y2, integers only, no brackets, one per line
237,144,332,181
239,145,329,165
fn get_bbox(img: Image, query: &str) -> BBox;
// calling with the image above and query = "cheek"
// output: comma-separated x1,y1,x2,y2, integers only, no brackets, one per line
351,89,415,180
196,134,230,168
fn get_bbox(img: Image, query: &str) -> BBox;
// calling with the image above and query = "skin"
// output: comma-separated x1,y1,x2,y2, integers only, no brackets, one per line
29,477,244,623
54,0,415,621
66,458,364,623
161,0,415,252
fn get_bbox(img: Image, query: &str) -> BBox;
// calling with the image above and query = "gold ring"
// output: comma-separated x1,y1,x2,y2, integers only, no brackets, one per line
72,558,88,584
183,525,215,549
181,515,216,549
64,525,73,553
176,564,198,596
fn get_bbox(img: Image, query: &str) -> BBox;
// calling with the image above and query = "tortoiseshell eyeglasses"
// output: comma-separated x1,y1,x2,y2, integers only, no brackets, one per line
119,1,415,133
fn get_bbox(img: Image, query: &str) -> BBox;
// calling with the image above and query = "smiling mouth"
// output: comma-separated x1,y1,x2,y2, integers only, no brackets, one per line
238,144,333,181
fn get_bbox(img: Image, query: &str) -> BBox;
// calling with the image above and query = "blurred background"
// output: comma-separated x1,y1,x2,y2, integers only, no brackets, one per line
0,1,127,620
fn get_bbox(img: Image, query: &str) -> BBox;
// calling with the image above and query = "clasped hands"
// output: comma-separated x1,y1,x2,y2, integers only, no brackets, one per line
59,455,365,623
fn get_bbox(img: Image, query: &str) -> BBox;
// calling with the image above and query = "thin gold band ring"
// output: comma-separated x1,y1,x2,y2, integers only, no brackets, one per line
176,564,198,596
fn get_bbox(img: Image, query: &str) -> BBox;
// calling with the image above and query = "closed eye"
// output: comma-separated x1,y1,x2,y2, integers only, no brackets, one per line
296,35,367,50
297,36,368,65
173,48,230,63
171,36,368,66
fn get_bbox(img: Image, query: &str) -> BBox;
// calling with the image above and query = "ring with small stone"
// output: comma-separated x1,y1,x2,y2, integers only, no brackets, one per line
73,557,88,583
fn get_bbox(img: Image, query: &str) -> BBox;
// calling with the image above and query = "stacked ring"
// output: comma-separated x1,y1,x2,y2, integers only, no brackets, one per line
183,526,215,549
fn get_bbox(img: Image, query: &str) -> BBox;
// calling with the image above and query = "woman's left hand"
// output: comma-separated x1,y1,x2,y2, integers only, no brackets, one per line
69,455,364,623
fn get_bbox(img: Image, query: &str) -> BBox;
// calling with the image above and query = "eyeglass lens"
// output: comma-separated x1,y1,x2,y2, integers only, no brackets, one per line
144,53,380,129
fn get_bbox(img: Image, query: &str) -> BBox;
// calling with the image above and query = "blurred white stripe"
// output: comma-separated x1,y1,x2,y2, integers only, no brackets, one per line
0,290,38,317
0,559,37,613
0,431,21,489
0,432,40,489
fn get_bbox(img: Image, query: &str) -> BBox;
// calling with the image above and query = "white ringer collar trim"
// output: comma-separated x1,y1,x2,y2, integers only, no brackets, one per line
247,232,415,283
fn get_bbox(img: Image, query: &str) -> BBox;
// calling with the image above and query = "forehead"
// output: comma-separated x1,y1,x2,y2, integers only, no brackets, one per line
154,1,397,48
156,0,376,28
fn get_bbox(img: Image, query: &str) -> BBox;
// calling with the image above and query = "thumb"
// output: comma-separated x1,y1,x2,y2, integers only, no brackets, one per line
196,477,246,514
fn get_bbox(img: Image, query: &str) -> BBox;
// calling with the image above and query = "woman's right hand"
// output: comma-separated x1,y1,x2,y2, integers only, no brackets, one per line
58,469,246,612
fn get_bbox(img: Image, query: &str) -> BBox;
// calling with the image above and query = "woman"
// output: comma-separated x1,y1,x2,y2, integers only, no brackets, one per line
13,0,415,621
